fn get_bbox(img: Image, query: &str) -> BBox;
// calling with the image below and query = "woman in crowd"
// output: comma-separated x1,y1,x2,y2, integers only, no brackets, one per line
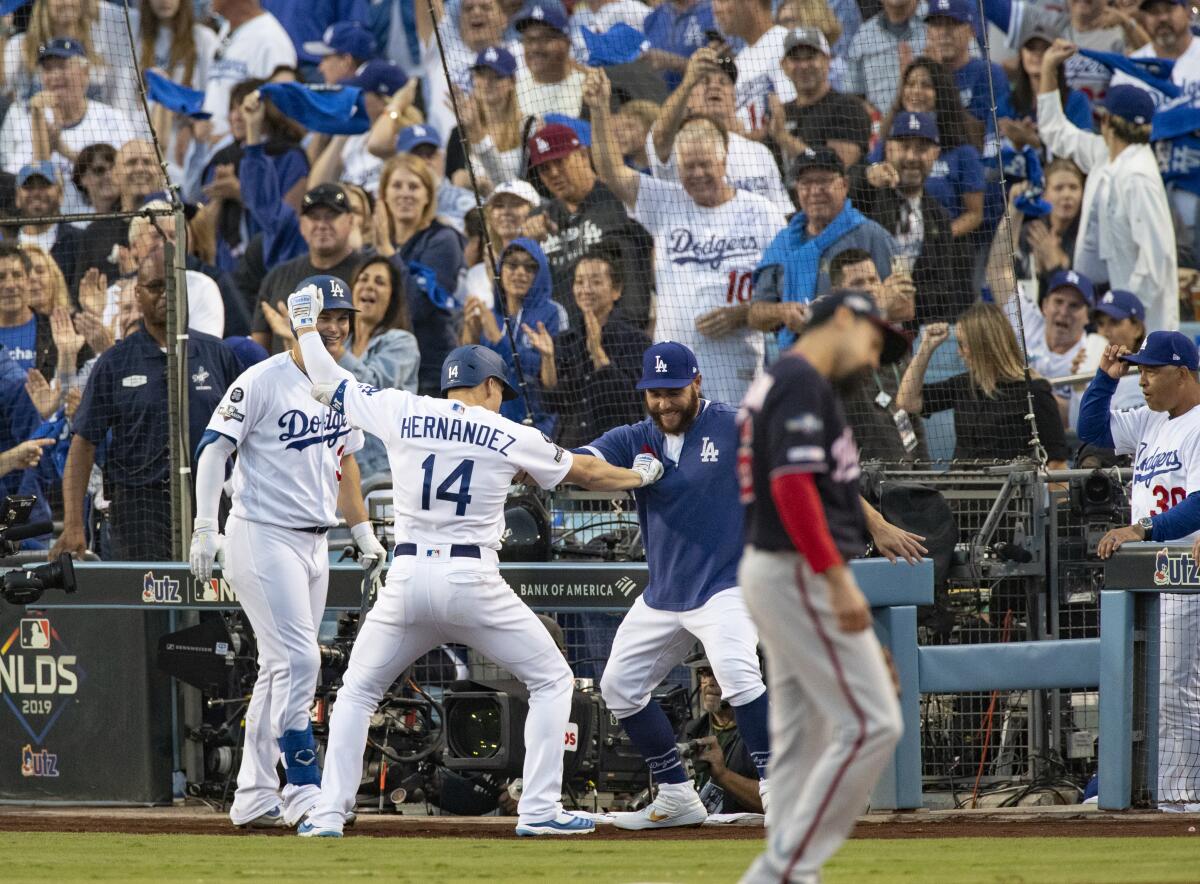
71,142,118,216
1004,29,1093,151
448,46,525,191
460,180,540,308
23,245,69,315
375,153,464,395
460,237,565,436
896,303,1068,467
875,57,985,239
336,257,421,484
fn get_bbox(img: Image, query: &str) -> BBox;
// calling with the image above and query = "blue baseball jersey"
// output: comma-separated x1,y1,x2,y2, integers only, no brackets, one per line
580,401,742,612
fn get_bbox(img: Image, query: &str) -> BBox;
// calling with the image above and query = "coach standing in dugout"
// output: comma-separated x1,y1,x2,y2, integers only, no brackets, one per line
1080,332,1200,813
51,249,239,561
737,289,907,883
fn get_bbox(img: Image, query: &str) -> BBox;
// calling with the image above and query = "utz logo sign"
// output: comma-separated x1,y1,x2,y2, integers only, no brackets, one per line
143,571,182,604
0,616,83,744
21,744,58,778
1153,547,1200,587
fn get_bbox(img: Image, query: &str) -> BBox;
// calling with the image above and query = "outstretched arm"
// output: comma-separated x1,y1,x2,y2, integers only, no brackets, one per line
564,452,662,491
584,68,641,211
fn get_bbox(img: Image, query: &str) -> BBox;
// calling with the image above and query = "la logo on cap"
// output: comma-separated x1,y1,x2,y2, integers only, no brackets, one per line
908,115,920,130
323,25,335,41
1103,293,1114,303
532,6,544,18
655,355,668,373
415,125,426,136
330,279,344,297
486,48,497,60
536,137,550,151
1067,271,1079,284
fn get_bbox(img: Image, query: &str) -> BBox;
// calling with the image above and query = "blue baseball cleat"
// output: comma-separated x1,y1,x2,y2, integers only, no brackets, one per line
514,811,596,837
297,821,343,838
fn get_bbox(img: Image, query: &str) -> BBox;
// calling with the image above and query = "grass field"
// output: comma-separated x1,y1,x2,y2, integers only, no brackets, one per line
3,833,1198,883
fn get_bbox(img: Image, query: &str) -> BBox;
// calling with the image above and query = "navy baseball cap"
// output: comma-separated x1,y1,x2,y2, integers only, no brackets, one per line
789,146,845,181
295,274,357,312
1092,289,1146,323
515,1,569,35
303,22,377,60
441,345,517,400
1045,269,1095,307
925,0,973,23
807,289,910,364
1102,85,1155,126
1120,331,1200,371
1140,0,1184,10
17,161,58,187
472,46,517,78
38,38,85,63
301,182,351,215
890,111,940,144
397,124,442,153
340,59,409,96
636,342,700,390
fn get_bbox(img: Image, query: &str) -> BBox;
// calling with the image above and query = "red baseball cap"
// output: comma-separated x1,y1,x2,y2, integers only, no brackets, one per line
527,123,582,168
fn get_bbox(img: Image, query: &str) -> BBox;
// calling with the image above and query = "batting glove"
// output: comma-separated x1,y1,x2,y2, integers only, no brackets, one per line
287,283,324,331
632,453,664,487
351,521,388,583
189,517,224,583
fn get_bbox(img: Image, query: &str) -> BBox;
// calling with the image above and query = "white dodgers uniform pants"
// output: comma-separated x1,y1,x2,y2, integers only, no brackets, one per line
1159,593,1200,806
600,588,765,718
224,516,329,825
309,544,574,829
738,548,902,884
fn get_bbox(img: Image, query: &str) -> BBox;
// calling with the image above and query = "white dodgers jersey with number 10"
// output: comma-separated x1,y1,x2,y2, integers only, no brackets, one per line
1110,403,1200,540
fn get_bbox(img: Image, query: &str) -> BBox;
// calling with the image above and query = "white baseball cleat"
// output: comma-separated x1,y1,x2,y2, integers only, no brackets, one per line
235,806,287,829
611,787,707,830
514,811,596,836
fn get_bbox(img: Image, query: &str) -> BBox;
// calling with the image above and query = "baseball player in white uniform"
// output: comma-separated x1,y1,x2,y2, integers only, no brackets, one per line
282,278,666,837
1082,332,1200,812
189,276,387,829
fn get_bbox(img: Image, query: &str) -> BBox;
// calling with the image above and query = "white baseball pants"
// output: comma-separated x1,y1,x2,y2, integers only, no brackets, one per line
308,544,574,830
224,516,329,826
600,588,765,718
738,547,902,884
1159,592,1200,806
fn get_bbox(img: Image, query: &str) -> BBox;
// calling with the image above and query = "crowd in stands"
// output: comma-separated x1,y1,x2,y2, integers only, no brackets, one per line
0,0,1185,557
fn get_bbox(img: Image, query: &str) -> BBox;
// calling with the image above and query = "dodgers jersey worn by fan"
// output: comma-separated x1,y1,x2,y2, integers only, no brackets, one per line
203,353,364,527
581,401,742,612
1110,404,1200,537
327,379,573,547
633,177,788,407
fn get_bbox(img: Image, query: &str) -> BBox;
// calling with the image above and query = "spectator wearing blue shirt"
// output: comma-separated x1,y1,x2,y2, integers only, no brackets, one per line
460,238,566,436
52,249,240,561
642,0,716,91
924,0,1013,130
262,0,370,70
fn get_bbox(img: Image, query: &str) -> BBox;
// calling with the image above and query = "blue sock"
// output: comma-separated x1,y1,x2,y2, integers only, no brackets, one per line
619,703,688,785
733,692,770,779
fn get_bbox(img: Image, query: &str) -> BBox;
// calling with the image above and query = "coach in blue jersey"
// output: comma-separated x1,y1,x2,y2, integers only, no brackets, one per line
578,342,771,829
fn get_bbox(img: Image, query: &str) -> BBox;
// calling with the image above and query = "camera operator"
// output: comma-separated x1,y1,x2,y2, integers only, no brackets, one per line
683,654,764,815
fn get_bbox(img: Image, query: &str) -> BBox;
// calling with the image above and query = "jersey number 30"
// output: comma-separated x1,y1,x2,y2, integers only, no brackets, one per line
421,454,474,516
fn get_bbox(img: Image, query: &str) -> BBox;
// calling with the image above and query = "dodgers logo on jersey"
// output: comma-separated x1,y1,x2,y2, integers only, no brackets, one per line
700,437,719,463
1133,443,1184,488
278,409,352,452
667,229,762,270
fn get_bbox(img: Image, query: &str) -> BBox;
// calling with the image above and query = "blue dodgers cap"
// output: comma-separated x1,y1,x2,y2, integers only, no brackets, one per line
304,21,378,60
1092,289,1146,323
1102,85,1155,126
441,344,517,400
397,123,442,153
636,341,700,390
925,0,973,23
340,59,409,97
515,1,570,35
37,37,86,62
17,161,58,187
1120,331,1200,370
295,274,357,312
807,289,910,364
1045,268,1095,307
472,45,517,78
890,111,940,144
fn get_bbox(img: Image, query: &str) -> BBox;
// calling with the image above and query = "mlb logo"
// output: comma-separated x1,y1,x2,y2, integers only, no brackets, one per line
425,548,442,558
19,618,50,650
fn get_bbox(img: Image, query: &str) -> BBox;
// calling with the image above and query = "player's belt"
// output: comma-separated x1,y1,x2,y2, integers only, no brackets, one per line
294,526,330,534
394,543,481,559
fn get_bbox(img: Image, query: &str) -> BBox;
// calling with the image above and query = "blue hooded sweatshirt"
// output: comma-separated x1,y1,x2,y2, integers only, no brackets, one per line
482,238,567,436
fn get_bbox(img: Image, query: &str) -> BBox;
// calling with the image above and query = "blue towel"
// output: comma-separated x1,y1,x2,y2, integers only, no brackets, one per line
582,23,648,66
145,69,211,120
1078,49,1180,100
545,113,591,147
259,82,370,135
1001,145,1051,218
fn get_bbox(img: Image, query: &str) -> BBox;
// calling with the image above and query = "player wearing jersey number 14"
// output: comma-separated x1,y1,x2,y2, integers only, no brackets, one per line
1078,332,1200,812
283,279,665,838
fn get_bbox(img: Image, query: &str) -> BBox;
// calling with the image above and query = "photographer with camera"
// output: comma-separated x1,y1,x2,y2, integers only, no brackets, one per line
682,654,764,815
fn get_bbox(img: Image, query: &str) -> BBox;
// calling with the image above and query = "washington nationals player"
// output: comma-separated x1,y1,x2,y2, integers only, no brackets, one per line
579,341,772,829
189,276,387,829
283,279,665,837
737,290,908,883
1081,332,1200,812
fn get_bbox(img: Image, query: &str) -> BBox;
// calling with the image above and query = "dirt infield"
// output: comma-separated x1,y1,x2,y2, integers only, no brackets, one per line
0,805,1195,840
